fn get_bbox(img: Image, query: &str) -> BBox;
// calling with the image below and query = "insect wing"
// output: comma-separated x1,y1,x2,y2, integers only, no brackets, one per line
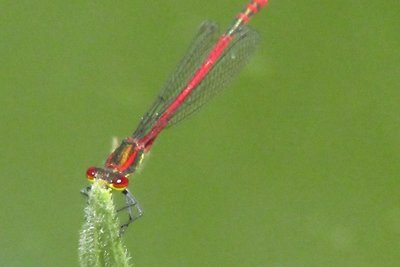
132,22,220,139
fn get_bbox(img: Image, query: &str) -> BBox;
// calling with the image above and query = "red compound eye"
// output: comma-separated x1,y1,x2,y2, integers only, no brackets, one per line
86,166,97,181
111,175,129,190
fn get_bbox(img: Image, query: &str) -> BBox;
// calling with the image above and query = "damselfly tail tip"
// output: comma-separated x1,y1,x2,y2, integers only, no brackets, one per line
254,0,268,8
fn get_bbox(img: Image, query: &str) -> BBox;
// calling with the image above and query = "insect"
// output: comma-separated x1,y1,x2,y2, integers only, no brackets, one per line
83,0,268,232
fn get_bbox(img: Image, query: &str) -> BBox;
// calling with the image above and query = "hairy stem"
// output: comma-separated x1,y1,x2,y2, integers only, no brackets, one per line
79,180,132,267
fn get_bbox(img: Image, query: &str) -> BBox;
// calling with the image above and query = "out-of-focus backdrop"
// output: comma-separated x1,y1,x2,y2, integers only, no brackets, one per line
1,0,399,266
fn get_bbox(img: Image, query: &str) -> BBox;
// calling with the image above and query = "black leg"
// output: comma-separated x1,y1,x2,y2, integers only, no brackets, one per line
80,185,92,197
118,189,143,234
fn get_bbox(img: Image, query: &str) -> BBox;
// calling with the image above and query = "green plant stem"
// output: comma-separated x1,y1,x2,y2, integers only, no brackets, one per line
79,180,132,267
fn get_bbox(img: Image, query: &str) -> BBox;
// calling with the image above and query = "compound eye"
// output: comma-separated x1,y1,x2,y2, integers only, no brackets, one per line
111,175,129,190
86,166,97,181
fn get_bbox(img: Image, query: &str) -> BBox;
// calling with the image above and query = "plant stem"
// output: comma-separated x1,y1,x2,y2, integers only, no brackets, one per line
79,180,132,267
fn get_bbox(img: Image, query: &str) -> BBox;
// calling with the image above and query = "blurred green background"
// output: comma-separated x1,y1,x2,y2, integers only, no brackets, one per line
1,0,399,266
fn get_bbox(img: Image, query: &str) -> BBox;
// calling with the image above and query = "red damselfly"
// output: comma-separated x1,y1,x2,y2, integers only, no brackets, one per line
83,0,269,232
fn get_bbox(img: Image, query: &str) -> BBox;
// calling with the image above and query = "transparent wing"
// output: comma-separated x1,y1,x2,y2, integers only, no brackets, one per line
132,21,219,139
168,26,259,125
